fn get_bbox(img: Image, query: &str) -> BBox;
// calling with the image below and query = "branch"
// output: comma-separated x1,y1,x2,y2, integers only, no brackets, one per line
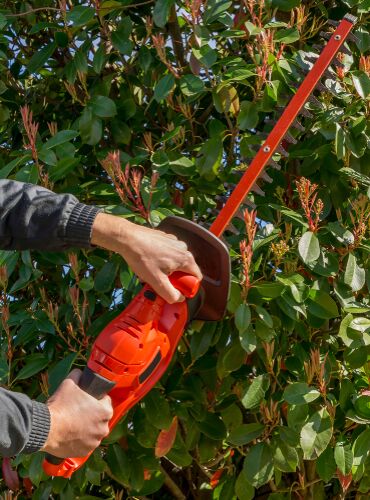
167,5,186,68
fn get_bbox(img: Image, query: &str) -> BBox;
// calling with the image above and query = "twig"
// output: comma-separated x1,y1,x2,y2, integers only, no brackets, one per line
160,466,186,500
5,0,155,18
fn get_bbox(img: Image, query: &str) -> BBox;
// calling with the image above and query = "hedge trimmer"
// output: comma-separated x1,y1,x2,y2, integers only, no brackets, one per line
43,14,357,478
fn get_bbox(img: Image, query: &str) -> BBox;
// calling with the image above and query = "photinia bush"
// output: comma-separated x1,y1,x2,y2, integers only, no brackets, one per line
0,0,369,498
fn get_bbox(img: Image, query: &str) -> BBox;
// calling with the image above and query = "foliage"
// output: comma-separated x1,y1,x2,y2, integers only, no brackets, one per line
0,0,369,498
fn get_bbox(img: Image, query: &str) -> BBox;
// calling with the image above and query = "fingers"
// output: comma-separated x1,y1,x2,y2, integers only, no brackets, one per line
67,369,82,384
101,395,114,420
179,251,203,281
154,275,185,304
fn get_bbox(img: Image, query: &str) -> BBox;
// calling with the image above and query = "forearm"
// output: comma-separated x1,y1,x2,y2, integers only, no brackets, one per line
0,388,50,457
0,180,100,251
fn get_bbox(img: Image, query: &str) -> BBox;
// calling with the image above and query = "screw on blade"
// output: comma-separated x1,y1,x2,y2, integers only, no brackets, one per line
300,107,313,119
284,131,297,144
259,171,273,183
291,119,305,132
268,159,281,170
307,94,323,108
276,144,289,158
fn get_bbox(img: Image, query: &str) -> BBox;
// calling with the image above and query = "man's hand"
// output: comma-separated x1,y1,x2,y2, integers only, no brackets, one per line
42,370,113,458
91,213,202,304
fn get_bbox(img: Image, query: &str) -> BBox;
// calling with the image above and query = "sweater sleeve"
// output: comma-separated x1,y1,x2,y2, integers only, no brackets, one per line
0,180,101,251
0,388,50,457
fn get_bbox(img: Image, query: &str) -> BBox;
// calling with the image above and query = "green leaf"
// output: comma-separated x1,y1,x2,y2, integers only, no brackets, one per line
179,75,205,96
27,42,57,74
335,123,346,160
16,354,49,380
192,46,217,68
298,231,320,263
307,289,339,319
143,389,172,430
273,438,299,472
91,96,117,118
227,423,264,446
335,442,353,475
111,19,133,55
49,157,80,181
239,326,257,354
67,6,95,27
93,45,107,74
197,413,227,440
241,374,270,409
274,27,300,44
196,137,223,178
234,303,251,333
190,322,216,360
243,442,274,488
283,383,321,405
352,70,370,99
154,74,175,102
44,130,79,149
79,108,102,145
237,101,259,130
316,446,336,482
235,471,255,500
15,164,39,184
352,428,370,477
254,282,285,299
300,407,332,460
153,0,175,28
106,444,130,485
94,262,118,293
48,353,77,395
344,253,366,292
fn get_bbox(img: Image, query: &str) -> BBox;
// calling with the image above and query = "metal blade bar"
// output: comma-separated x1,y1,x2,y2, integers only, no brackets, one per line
210,14,357,238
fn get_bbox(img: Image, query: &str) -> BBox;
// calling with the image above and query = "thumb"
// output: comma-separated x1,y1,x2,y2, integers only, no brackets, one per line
66,368,82,385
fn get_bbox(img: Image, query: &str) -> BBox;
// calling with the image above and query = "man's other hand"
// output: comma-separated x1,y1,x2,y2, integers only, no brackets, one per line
42,370,113,458
91,213,202,304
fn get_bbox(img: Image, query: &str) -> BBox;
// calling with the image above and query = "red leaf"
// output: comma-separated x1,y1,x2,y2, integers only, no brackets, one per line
210,468,224,489
337,469,352,492
1,457,20,491
23,477,33,495
155,416,178,458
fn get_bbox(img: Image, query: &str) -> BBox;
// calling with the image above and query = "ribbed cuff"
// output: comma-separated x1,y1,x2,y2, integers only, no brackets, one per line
64,203,101,248
23,401,51,454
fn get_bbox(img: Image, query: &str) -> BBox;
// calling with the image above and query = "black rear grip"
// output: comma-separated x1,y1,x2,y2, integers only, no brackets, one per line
44,368,116,467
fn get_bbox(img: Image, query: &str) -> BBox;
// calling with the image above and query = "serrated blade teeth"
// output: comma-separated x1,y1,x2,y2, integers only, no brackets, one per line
260,171,273,183
338,45,352,56
268,159,281,170
327,19,340,27
291,119,305,132
324,69,336,79
347,32,359,44
251,183,265,196
332,58,345,69
316,82,328,93
313,44,324,52
305,55,319,65
300,107,313,119
276,144,289,158
307,94,323,108
284,132,297,144
225,223,239,235
320,31,332,41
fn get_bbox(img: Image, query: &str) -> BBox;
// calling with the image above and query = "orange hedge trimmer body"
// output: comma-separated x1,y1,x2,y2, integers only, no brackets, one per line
43,14,357,478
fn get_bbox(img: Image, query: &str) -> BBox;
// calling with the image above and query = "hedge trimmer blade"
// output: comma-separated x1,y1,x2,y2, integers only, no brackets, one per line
210,14,358,238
